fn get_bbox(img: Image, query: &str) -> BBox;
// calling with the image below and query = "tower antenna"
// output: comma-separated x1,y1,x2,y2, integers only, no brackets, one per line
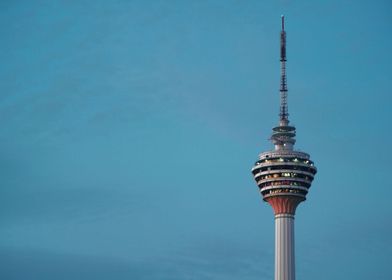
280,15,288,124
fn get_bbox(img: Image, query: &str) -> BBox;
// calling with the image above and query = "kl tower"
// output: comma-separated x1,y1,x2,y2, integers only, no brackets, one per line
251,16,317,280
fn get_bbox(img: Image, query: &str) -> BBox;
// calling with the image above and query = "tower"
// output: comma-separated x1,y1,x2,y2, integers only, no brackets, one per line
251,16,317,280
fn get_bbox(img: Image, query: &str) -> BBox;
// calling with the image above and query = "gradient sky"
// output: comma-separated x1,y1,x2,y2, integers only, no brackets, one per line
1,1,391,279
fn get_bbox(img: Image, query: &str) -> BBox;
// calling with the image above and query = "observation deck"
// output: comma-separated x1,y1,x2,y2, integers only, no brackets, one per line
252,149,317,202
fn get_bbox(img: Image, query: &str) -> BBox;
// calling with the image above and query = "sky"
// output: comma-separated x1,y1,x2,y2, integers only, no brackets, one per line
0,0,391,279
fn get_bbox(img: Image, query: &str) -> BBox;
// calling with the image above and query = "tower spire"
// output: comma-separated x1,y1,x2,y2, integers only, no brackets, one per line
280,15,288,124
271,16,296,151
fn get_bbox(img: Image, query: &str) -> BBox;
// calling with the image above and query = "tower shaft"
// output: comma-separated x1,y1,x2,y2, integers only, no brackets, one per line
275,214,295,280
267,196,301,280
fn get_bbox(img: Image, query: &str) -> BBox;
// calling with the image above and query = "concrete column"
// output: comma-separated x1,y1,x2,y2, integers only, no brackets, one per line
275,214,295,280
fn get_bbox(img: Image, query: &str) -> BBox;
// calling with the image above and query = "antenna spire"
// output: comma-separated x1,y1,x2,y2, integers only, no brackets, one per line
271,16,296,150
280,15,288,124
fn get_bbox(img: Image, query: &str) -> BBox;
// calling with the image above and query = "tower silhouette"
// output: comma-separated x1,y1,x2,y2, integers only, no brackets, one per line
251,16,317,280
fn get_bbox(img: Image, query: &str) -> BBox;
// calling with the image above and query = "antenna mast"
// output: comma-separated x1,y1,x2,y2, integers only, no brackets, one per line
280,15,289,125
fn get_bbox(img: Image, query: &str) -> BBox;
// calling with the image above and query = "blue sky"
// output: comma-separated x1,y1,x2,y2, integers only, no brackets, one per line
0,1,391,279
